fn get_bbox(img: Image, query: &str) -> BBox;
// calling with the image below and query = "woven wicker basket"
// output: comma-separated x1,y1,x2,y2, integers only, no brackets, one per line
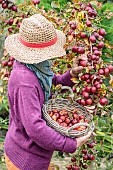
42,86,94,138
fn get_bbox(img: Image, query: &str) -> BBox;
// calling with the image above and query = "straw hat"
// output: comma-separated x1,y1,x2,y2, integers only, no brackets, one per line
5,14,66,64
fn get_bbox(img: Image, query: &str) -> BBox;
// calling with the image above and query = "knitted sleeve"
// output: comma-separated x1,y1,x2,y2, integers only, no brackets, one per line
52,70,75,87
18,85,77,153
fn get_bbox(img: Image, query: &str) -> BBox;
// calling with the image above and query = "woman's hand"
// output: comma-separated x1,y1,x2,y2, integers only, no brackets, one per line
76,131,92,148
70,55,87,77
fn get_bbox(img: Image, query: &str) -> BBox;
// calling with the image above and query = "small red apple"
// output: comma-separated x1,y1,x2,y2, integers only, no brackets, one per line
88,154,95,161
91,55,96,60
33,0,40,5
8,27,12,33
81,75,85,81
108,65,113,72
8,61,13,67
79,60,87,67
104,68,110,75
98,68,105,75
87,142,95,148
77,47,85,54
84,73,90,80
93,32,99,38
94,50,101,56
85,98,93,105
72,119,79,125
53,109,58,113
79,115,85,120
80,32,87,38
99,97,108,106
82,91,89,98
85,86,91,92
71,24,76,30
2,60,8,67
90,74,94,80
80,99,86,106
72,46,78,53
89,35,96,43
72,166,80,170
71,157,76,162
98,41,104,49
73,114,79,120
60,115,66,121
91,86,97,93
65,118,70,124
54,113,60,119
86,20,92,27
83,155,88,160
57,119,63,124
9,18,14,25
82,149,87,154
11,6,18,11
96,84,101,89
67,165,72,170
2,3,8,9
9,56,14,61
98,28,106,36
92,46,98,51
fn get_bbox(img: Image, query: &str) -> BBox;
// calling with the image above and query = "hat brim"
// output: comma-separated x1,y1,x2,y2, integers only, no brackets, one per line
5,30,66,64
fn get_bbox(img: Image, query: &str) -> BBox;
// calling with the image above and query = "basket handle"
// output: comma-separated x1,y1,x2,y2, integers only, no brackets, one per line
54,86,74,100
65,122,95,136
67,122,90,131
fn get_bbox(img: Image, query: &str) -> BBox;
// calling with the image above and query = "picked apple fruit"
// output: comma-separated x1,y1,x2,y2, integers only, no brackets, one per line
48,109,89,131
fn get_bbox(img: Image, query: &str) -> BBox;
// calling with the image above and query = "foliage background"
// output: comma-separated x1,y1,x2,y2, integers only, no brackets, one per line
0,0,113,169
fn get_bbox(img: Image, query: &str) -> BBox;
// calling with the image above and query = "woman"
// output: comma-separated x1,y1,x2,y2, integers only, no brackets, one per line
4,14,92,170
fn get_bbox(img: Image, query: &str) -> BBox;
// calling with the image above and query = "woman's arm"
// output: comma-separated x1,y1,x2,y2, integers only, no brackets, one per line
52,70,75,87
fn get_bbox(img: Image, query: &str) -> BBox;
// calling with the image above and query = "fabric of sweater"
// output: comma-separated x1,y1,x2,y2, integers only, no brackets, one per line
4,60,77,170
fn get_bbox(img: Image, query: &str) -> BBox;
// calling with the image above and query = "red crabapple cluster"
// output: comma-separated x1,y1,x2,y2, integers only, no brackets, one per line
0,0,17,11
65,2,113,109
67,141,96,170
62,2,113,169
0,0,40,35
0,0,40,9
1,56,15,78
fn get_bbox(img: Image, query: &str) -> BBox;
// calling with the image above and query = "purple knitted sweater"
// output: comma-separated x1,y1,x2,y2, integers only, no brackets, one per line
4,60,77,170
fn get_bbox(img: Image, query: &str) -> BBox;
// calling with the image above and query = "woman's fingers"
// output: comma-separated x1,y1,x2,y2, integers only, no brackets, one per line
73,55,87,66
78,54,87,61
70,55,88,77
76,131,92,148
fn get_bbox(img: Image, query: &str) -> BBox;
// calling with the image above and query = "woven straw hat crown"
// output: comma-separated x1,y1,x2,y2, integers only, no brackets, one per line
5,14,66,64
20,14,57,44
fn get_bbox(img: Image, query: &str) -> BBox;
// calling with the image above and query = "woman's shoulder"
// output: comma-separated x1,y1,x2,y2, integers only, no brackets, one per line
8,61,39,88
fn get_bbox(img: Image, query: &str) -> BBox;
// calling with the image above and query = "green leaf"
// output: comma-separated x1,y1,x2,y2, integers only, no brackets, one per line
74,3,81,9
101,83,107,89
98,119,106,126
15,0,24,5
0,137,4,142
102,56,113,63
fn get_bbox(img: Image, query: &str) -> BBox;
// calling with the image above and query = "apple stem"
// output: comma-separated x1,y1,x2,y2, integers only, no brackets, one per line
90,42,93,54
85,13,89,21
